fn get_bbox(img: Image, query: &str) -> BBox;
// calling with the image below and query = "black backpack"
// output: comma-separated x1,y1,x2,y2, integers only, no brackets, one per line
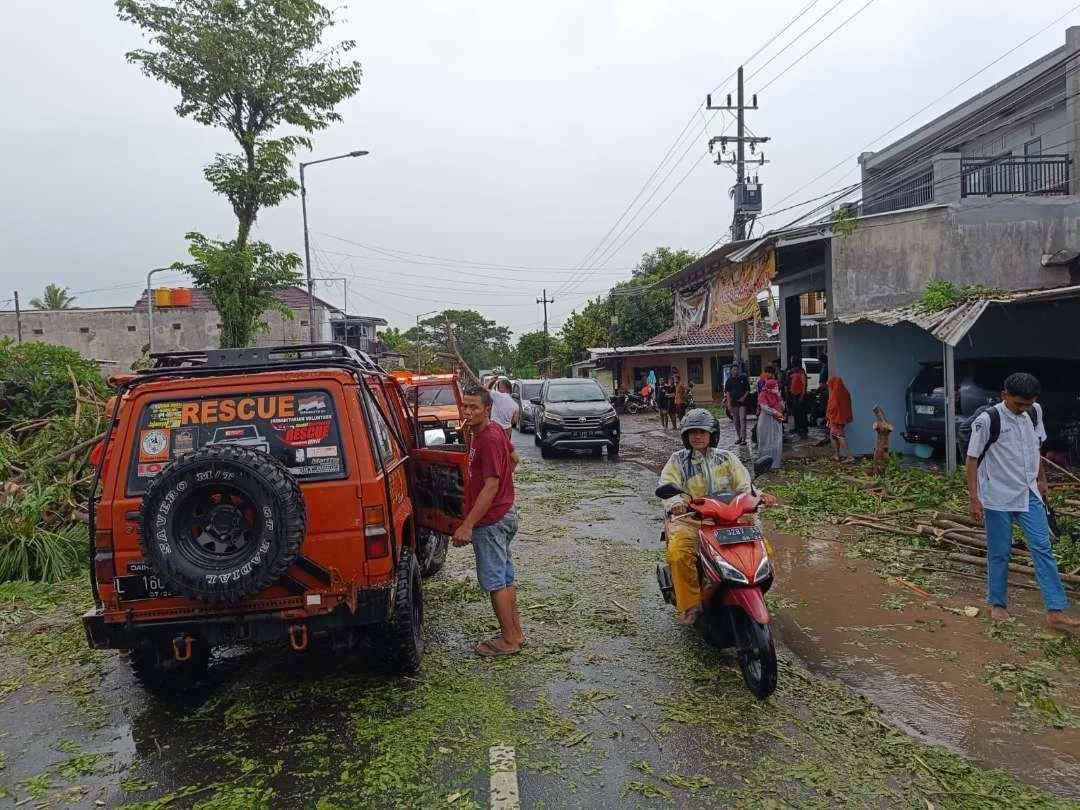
958,404,1039,464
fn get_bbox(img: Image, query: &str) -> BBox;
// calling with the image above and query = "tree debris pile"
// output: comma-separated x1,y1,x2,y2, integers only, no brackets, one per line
0,340,109,582
771,455,1080,592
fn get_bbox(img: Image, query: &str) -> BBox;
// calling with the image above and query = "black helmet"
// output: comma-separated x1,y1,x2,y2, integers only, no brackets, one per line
680,408,719,449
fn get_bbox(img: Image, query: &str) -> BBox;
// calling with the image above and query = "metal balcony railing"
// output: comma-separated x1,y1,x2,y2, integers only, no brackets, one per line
862,168,935,215
961,154,1070,197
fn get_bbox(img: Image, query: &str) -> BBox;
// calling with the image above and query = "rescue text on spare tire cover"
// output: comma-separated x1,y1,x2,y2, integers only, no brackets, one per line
126,390,346,495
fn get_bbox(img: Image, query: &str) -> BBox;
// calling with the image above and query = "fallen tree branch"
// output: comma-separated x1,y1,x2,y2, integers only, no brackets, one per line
13,433,104,482
1042,454,1080,484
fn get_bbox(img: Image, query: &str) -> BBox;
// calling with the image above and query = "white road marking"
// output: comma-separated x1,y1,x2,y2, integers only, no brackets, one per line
489,744,521,810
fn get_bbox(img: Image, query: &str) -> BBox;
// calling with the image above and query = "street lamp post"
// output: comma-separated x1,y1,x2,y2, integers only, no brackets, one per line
300,149,369,343
415,310,438,372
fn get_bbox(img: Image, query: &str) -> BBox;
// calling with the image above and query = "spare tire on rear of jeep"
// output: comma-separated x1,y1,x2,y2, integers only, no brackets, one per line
139,444,306,604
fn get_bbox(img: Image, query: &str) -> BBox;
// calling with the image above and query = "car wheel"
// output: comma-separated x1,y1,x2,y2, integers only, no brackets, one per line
139,444,306,604
609,442,620,457
417,529,449,578
534,428,542,446
379,548,424,675
540,444,554,459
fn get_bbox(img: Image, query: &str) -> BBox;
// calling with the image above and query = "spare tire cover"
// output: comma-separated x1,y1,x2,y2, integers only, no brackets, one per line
139,444,306,603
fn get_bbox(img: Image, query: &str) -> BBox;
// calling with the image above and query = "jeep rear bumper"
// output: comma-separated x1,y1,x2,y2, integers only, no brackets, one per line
83,589,392,650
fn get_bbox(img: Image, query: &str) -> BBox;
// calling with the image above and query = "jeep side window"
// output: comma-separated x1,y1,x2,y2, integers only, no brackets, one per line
358,384,398,468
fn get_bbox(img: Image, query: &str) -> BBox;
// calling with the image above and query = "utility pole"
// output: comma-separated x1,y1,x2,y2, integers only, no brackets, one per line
707,66,769,369
13,291,22,344
537,289,554,376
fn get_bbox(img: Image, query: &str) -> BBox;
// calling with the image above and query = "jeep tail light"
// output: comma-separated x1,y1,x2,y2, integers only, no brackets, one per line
94,552,116,583
94,529,113,552
364,505,390,558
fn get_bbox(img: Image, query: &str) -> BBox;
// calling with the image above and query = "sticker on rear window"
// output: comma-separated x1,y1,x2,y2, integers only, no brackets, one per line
126,389,346,496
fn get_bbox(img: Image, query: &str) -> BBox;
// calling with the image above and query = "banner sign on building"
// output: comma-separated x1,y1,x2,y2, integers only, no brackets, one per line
674,282,712,331
706,248,776,327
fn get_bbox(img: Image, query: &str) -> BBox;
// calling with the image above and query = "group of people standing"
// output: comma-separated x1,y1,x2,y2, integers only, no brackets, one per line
654,374,688,430
721,354,855,468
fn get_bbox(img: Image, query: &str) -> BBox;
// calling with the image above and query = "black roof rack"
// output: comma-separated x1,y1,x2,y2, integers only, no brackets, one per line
132,342,385,385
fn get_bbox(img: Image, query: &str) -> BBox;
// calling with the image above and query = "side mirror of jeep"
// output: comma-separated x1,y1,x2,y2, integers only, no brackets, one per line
530,397,542,406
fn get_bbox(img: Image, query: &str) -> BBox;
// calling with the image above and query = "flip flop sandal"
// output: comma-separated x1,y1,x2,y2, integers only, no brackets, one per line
486,634,528,649
475,639,520,657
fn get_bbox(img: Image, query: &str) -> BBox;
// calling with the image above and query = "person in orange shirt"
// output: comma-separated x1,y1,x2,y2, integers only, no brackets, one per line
673,373,687,427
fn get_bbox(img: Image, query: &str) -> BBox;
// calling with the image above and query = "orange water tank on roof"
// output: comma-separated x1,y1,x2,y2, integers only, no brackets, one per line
172,288,192,307
154,288,172,307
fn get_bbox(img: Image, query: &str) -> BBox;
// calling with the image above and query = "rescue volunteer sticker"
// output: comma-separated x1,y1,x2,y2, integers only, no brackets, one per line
139,429,170,462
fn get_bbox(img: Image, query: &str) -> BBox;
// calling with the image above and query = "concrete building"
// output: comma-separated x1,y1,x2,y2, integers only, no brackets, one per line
587,317,827,404
0,287,387,371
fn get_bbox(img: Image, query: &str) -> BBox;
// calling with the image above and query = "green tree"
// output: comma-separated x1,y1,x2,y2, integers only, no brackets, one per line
514,330,569,377
29,284,76,310
561,246,696,361
177,233,303,348
409,310,513,374
117,0,361,345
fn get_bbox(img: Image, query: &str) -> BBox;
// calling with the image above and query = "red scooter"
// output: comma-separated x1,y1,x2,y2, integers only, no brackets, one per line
655,458,777,699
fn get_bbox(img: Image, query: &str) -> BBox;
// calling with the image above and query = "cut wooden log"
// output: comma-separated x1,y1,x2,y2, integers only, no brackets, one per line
946,552,1080,585
931,511,982,529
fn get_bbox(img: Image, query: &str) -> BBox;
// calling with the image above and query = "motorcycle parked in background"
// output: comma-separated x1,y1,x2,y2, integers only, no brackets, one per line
655,455,777,699
624,391,656,415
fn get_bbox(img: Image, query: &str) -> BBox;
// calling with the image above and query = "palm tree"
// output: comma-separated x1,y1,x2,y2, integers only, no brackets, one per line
29,284,76,310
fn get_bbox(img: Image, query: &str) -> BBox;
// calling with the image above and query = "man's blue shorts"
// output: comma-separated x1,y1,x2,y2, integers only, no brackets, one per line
471,506,518,592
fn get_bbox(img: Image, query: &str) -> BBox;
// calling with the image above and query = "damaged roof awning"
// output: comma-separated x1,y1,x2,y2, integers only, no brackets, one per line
834,284,1080,346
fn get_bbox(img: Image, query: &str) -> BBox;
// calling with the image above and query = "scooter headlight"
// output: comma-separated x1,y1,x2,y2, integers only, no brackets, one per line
754,555,773,583
708,546,749,584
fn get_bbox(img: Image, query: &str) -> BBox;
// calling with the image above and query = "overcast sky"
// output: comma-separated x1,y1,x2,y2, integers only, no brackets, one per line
1,1,1076,335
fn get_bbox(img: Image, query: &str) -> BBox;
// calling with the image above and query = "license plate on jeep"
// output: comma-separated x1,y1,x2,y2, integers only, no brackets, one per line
574,430,605,439
915,404,935,415
114,574,175,601
713,525,764,544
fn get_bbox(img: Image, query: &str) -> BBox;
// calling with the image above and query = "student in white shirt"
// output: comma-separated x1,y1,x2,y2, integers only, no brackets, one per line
966,372,1079,630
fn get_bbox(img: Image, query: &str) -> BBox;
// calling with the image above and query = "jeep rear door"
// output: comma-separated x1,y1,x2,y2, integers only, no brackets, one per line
390,378,469,536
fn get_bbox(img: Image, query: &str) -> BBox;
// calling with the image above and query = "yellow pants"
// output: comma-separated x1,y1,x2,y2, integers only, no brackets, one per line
666,521,701,612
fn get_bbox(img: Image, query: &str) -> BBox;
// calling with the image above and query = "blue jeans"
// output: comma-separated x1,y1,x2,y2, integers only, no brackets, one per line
984,490,1068,611
471,506,518,592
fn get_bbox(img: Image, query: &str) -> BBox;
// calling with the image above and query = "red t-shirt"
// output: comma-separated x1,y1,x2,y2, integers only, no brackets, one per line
467,421,515,527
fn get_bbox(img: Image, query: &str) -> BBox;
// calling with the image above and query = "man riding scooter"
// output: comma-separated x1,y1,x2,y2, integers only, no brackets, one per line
659,408,776,625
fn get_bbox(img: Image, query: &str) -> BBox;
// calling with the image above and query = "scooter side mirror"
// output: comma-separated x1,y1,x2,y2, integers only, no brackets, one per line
753,457,773,478
655,483,684,499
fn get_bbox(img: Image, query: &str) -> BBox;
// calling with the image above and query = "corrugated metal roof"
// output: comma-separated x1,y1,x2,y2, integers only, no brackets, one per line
835,284,1080,346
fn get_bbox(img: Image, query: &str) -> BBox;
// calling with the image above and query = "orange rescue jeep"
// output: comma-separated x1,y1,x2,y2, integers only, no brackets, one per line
82,344,468,688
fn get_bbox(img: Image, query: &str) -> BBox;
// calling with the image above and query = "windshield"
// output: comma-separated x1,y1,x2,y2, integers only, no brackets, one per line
547,383,606,403
412,384,457,407
522,383,542,399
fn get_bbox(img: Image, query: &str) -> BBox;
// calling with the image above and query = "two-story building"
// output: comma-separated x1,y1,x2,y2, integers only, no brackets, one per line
703,27,1080,467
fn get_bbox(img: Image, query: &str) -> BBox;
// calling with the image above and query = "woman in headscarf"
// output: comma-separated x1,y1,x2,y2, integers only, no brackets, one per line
756,367,785,470
826,376,855,464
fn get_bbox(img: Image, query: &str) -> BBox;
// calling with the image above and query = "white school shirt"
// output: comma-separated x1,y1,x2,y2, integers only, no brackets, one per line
490,390,518,429
966,402,1046,513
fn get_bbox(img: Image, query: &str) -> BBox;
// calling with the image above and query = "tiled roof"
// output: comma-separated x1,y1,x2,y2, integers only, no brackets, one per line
132,286,345,315
643,320,778,347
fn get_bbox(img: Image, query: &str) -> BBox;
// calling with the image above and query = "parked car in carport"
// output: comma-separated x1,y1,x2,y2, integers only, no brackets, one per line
903,357,1080,454
511,379,544,433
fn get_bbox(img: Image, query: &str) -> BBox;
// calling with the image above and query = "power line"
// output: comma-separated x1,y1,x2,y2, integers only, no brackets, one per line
758,0,880,92
554,0,849,302
758,2,1080,218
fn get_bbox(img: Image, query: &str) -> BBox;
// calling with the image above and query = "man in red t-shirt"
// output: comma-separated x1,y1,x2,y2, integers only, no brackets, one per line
452,386,525,656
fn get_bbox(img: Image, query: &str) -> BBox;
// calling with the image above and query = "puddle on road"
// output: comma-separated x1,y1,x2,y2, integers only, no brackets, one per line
768,528,1080,796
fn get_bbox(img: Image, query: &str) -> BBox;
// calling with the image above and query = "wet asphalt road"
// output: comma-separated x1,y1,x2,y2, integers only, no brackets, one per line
1,415,1078,808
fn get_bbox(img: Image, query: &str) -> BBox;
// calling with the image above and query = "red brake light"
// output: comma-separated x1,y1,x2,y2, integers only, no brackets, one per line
364,505,390,558
94,553,116,583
